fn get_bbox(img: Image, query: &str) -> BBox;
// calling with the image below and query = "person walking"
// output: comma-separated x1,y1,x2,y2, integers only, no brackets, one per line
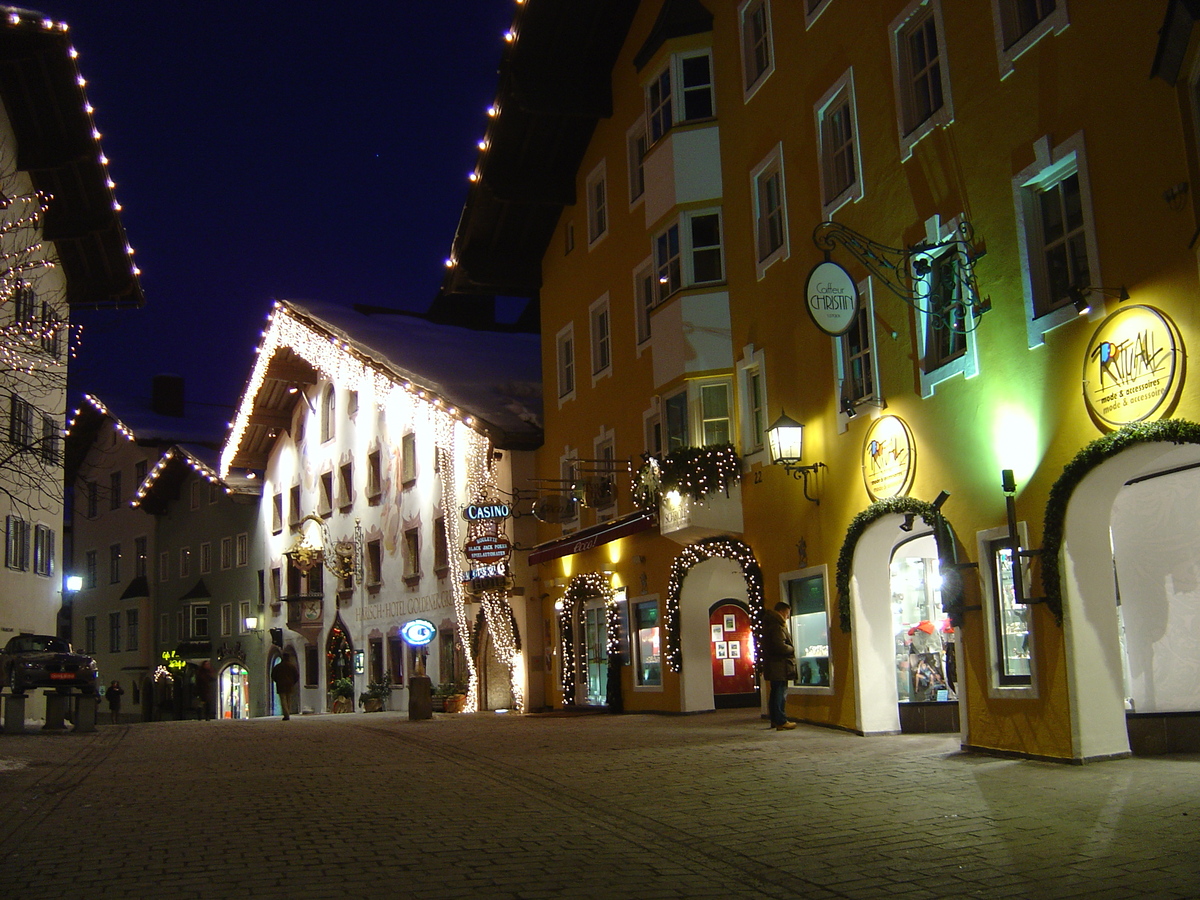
106,680,124,725
271,654,300,721
762,601,798,731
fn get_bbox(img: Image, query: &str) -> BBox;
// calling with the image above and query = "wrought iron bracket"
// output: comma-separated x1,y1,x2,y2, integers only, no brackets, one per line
813,219,991,334
781,461,827,505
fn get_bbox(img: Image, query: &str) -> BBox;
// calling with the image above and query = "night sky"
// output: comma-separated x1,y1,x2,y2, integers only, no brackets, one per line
30,1,517,424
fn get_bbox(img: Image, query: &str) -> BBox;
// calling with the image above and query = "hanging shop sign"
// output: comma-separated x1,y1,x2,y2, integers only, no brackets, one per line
1082,305,1184,430
804,260,859,336
462,502,511,521
462,562,511,594
861,415,916,500
464,535,513,564
399,619,437,646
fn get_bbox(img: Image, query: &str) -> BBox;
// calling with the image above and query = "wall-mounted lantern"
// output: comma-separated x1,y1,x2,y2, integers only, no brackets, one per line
767,411,827,505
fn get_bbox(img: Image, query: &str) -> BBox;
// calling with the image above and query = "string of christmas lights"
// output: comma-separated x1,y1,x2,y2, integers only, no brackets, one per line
664,537,766,673
557,573,613,705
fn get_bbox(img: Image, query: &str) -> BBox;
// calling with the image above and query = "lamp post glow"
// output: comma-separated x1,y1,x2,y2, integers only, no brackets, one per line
767,412,805,466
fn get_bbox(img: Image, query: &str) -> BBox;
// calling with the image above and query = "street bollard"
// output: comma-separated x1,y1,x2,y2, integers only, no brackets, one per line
408,674,432,720
74,692,97,733
43,692,69,731
3,693,25,733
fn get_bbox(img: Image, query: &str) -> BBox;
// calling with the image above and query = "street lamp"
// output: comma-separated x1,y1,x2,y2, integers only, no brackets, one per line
767,411,827,505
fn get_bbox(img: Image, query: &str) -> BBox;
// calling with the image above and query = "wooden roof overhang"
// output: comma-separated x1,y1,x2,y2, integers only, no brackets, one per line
441,0,638,299
224,346,318,471
0,14,143,308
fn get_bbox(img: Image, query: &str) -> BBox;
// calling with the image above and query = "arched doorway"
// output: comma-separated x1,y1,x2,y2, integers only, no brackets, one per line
709,599,758,707
847,510,961,736
326,616,354,687
678,557,752,713
1057,437,1200,758
218,663,249,720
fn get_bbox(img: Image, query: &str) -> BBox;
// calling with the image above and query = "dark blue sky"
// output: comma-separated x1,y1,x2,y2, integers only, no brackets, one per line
33,1,517,422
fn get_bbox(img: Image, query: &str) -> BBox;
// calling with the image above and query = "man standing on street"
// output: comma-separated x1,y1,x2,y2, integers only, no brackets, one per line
271,654,300,721
763,601,798,731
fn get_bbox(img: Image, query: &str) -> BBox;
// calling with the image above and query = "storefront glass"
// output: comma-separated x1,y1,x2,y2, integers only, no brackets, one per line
634,600,661,686
891,552,953,702
583,605,607,704
785,572,830,687
990,543,1031,684
218,663,249,720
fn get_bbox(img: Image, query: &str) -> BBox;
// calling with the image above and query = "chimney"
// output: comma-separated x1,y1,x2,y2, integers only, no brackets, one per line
151,374,185,417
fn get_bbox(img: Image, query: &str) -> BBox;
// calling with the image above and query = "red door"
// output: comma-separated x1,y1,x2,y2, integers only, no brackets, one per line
710,603,756,695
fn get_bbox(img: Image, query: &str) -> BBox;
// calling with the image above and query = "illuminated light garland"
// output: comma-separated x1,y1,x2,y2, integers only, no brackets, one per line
131,446,227,508
557,573,613,705
664,537,766,673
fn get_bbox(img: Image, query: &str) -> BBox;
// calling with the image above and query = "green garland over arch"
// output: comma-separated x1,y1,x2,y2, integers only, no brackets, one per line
1041,419,1200,625
664,537,765,673
835,497,960,634
557,573,614,705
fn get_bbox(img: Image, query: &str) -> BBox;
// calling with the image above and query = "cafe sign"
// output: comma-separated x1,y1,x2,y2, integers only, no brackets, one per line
805,260,859,336
1082,305,1184,430
861,415,916,500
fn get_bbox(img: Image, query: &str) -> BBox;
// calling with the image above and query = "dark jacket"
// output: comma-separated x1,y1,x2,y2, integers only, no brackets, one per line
271,657,299,692
761,609,798,682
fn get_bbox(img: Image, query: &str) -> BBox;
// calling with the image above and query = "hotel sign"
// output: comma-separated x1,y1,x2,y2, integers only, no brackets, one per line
1083,305,1184,430
805,260,859,336
861,415,916,500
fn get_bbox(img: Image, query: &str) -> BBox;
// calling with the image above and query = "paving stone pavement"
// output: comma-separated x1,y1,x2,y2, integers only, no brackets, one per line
1,709,1198,899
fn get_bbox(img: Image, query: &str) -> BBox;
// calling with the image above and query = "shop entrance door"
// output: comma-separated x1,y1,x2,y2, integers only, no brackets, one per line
710,601,758,708
890,535,958,733
218,664,249,720
582,604,607,706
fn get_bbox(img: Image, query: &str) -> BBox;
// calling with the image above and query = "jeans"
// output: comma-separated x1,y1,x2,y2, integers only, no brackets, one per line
769,679,788,726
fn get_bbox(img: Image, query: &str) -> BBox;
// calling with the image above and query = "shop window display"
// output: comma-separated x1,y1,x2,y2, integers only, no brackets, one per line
891,553,955,702
785,571,830,687
634,600,661,686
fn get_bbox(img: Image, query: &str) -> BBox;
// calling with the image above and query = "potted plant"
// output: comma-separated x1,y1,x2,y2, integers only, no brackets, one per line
433,681,468,714
329,676,355,713
358,672,392,712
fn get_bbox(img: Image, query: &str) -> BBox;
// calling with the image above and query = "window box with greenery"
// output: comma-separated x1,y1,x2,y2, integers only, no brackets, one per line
358,672,392,712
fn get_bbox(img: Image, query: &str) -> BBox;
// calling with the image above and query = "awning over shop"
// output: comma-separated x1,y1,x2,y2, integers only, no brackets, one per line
527,511,655,566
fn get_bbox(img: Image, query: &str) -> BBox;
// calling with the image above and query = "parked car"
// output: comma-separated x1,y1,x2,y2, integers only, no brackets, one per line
0,634,98,695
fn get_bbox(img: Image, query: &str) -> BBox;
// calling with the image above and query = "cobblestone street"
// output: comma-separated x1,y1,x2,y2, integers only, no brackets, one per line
1,709,1198,899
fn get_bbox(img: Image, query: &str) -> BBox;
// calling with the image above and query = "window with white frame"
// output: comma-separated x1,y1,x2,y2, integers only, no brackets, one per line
179,547,191,579
589,294,612,381
913,216,979,397
633,258,655,349
8,393,33,448
200,542,212,574
739,0,774,97
992,0,1067,77
750,144,788,275
890,0,953,159
646,50,715,145
699,380,732,446
737,347,768,457
157,551,167,583
805,0,832,27
109,543,120,583
654,209,724,302
109,612,120,653
816,69,863,217
220,536,233,570
1012,133,1100,345
127,609,138,651
6,515,29,570
190,604,209,639
33,524,53,576
189,481,200,510
239,600,251,635
835,279,883,423
663,389,688,452
586,160,607,247
593,430,617,522
236,533,248,567
556,322,576,403
221,603,233,637
627,117,648,205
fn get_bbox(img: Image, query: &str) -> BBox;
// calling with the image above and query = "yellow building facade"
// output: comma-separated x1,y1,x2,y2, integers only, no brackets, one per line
453,0,1200,761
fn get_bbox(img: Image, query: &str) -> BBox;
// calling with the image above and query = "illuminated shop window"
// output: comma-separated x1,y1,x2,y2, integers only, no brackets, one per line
890,540,954,703
784,569,831,688
987,538,1032,686
634,599,662,687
